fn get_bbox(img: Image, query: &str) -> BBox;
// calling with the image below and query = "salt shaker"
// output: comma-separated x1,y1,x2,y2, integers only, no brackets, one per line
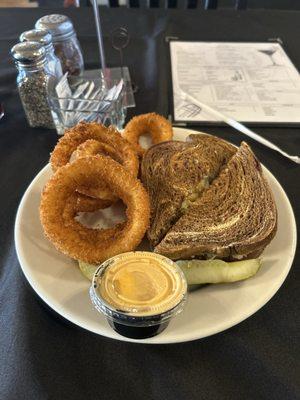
11,42,56,129
35,14,84,76
20,29,63,79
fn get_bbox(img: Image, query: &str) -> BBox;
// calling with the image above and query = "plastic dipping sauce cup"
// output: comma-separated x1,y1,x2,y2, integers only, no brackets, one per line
89,251,187,339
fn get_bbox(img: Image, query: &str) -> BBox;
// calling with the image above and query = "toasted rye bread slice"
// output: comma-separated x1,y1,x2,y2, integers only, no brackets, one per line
141,134,236,247
154,142,277,260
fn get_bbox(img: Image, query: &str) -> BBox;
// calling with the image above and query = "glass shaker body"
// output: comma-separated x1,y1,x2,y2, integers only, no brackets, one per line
16,63,56,129
35,14,84,76
11,42,56,129
52,34,84,76
45,42,63,79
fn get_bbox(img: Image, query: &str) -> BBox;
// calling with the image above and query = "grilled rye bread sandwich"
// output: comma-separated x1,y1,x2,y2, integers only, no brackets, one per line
142,135,277,260
153,141,277,260
141,134,236,247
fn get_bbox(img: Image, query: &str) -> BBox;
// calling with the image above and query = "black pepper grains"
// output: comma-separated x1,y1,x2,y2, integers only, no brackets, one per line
18,70,55,128
11,41,55,129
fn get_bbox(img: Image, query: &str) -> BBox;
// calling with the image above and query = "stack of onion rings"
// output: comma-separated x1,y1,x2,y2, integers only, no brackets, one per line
50,121,138,174
123,113,173,156
40,155,150,264
50,121,139,209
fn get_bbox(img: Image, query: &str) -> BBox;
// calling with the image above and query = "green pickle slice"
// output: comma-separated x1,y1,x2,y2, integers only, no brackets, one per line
78,261,98,281
79,258,261,285
176,259,261,285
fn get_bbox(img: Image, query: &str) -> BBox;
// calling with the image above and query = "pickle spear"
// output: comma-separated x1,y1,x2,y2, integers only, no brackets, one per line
176,259,261,285
79,258,261,284
78,261,98,281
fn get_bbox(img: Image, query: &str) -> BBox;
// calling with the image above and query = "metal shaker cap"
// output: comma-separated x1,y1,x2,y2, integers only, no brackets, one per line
11,41,46,66
35,14,75,42
20,29,53,47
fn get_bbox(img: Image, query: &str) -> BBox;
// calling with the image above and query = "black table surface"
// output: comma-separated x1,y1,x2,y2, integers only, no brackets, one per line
0,7,299,400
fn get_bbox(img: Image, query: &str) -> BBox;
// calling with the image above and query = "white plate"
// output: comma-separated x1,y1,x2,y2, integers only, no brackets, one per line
14,128,297,344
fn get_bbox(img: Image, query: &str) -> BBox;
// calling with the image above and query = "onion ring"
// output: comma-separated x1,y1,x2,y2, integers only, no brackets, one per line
40,155,150,264
73,139,125,202
50,122,138,175
73,139,123,164
123,113,173,156
50,121,139,208
69,192,112,213
62,192,126,242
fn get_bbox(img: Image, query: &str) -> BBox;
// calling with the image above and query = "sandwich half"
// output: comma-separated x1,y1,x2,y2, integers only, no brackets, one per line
141,134,236,247
154,142,277,260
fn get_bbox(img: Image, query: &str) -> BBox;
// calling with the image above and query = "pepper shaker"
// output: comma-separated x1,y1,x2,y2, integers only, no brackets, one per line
20,29,63,79
35,14,84,76
11,41,56,129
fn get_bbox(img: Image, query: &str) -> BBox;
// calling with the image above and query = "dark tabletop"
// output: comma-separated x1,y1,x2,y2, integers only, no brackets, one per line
0,7,299,400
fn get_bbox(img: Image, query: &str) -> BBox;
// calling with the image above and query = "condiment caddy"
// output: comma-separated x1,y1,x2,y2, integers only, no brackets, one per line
10,13,135,133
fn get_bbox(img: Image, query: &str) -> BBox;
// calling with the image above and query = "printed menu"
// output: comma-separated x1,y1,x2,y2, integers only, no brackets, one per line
170,41,300,124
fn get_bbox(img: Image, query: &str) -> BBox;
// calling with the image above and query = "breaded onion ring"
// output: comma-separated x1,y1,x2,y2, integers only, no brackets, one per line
74,139,123,164
50,121,139,209
40,155,150,264
69,192,112,213
62,192,126,241
123,113,173,156
73,139,125,203
50,122,139,176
